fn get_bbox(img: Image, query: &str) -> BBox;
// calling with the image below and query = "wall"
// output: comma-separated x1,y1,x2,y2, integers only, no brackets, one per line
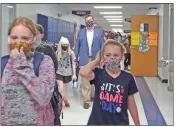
16,4,85,35
1,4,16,56
146,4,170,80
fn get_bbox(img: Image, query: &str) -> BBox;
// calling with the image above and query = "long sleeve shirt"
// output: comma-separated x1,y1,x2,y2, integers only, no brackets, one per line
1,53,55,125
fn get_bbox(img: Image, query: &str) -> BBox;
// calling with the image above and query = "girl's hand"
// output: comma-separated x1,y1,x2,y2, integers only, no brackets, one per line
95,51,102,66
10,47,24,57
72,74,77,81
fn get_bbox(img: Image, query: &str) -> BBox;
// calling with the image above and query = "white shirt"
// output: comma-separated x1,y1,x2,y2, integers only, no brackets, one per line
87,29,94,56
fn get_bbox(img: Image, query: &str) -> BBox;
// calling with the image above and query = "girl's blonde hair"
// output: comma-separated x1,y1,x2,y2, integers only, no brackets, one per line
100,39,126,57
8,17,37,36
57,36,72,61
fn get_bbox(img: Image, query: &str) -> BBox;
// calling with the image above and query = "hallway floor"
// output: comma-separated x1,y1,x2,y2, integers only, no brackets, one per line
60,76,173,125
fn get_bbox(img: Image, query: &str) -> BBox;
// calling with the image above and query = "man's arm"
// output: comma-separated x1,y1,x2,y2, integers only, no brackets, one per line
74,29,81,61
99,29,104,51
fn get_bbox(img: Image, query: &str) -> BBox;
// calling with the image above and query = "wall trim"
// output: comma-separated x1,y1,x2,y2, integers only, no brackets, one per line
157,75,168,83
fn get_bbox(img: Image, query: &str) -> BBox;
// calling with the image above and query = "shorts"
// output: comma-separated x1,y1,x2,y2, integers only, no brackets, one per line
56,74,72,83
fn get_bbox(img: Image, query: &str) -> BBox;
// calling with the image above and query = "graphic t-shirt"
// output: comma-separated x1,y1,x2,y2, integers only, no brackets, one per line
56,51,75,76
88,68,138,125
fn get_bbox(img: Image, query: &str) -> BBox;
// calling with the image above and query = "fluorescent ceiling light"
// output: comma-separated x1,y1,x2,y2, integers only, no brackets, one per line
110,25,123,27
6,5,13,8
108,21,123,23
104,16,123,18
100,12,122,15
107,19,123,21
112,29,123,32
94,6,122,9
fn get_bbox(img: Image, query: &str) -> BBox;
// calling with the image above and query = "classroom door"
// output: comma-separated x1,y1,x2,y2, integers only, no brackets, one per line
130,15,159,76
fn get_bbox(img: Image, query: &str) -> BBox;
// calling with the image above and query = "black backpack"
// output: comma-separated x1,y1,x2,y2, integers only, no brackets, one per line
1,52,63,125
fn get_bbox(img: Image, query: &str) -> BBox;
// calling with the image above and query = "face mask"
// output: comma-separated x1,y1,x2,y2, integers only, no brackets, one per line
86,21,94,27
104,57,120,69
36,35,41,42
9,42,33,55
61,45,68,51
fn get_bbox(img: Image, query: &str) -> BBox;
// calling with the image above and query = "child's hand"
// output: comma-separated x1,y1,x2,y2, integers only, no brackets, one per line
95,51,102,66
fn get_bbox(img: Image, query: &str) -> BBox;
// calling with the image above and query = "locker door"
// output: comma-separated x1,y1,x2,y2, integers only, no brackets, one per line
68,23,70,43
37,14,48,41
65,22,69,38
47,17,52,41
57,19,61,42
52,18,56,42
63,21,66,36
60,20,63,38
55,19,59,43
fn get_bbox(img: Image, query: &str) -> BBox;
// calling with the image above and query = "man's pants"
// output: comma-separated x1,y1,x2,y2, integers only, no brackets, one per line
78,57,95,103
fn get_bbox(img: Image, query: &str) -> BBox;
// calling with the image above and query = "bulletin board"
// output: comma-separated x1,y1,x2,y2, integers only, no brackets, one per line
130,15,159,76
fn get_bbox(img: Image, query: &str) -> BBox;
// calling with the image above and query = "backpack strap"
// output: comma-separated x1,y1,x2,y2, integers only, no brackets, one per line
1,55,10,78
33,52,44,77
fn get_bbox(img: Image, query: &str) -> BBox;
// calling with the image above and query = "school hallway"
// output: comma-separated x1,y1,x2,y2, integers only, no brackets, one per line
61,70,173,125
1,3,174,126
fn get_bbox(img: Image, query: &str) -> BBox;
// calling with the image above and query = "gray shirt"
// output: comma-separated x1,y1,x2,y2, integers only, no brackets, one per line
56,51,75,76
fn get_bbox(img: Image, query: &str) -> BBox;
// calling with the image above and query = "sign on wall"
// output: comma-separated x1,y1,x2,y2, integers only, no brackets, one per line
72,10,91,16
124,30,131,33
124,18,131,22
139,23,150,52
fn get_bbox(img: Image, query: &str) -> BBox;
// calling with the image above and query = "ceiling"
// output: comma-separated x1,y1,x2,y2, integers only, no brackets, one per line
58,4,158,32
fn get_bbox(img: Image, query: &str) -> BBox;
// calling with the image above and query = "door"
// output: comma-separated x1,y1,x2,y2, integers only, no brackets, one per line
168,4,174,91
130,15,159,76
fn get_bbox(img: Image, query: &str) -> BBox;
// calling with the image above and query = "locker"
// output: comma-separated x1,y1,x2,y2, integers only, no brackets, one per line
60,20,63,33
57,19,60,32
66,22,69,35
70,23,73,33
52,18,56,42
37,14,48,41
63,21,66,34
47,17,53,41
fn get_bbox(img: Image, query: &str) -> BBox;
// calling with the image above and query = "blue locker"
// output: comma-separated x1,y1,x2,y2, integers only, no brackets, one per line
60,20,63,33
63,21,65,34
57,19,61,42
71,23,74,33
37,14,48,41
52,18,56,42
47,17,53,41
65,21,67,36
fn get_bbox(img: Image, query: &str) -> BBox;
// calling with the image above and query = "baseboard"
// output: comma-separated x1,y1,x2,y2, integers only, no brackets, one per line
157,75,168,83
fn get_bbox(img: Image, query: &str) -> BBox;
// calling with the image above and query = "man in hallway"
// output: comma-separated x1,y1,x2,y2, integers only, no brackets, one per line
74,15,104,109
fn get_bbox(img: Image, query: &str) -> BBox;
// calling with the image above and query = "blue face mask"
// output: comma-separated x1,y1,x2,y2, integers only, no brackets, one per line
104,57,120,69
36,35,41,41
86,21,94,27
35,35,41,45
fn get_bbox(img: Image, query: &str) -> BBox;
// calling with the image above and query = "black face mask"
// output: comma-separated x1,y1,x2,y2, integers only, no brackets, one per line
61,45,68,51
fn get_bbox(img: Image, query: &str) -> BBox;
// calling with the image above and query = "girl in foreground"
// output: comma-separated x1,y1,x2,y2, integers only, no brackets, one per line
1,17,55,125
80,40,140,125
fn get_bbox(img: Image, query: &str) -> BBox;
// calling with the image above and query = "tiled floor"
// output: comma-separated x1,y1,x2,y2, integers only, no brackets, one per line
144,77,174,125
60,76,173,125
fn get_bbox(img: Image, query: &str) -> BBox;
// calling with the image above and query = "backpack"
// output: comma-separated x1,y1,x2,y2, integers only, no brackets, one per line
1,52,63,125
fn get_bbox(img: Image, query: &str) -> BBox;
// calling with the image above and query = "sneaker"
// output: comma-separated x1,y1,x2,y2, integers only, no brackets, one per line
83,102,90,109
